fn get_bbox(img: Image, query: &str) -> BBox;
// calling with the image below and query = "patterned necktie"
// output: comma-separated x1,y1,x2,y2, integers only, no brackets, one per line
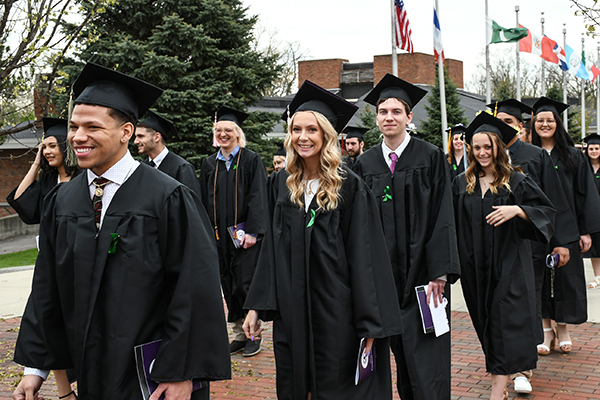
148,159,156,167
389,152,398,173
92,177,111,230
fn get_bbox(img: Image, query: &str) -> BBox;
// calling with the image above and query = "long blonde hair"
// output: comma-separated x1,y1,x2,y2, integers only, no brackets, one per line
284,111,344,211
465,132,512,194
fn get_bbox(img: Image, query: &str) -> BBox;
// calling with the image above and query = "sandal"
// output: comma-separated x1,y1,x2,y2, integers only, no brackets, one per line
537,327,555,355
587,276,600,289
556,323,572,353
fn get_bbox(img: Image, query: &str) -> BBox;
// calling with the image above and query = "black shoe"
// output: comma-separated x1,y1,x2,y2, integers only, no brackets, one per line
230,340,245,354
243,337,261,357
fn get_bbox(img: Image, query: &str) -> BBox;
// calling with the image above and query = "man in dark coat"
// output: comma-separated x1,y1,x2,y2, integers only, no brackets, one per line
354,74,461,400
135,110,202,198
342,126,367,170
199,106,269,357
13,63,230,400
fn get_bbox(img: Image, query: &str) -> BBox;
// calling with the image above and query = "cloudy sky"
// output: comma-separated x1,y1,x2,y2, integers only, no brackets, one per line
242,0,599,91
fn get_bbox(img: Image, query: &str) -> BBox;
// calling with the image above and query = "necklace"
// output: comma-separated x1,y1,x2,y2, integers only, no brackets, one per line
303,179,318,196
93,179,111,197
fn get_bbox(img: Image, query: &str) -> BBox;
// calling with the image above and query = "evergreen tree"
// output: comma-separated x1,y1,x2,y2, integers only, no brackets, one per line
422,66,468,148
357,104,382,150
52,0,282,170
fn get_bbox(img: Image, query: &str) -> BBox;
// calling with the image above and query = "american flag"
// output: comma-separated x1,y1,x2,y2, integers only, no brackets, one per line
394,0,414,53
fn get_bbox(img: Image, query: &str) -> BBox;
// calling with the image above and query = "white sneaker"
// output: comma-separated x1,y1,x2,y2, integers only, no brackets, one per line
514,376,532,394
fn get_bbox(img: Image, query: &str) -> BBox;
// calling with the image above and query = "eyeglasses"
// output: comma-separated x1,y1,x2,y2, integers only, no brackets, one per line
535,119,556,125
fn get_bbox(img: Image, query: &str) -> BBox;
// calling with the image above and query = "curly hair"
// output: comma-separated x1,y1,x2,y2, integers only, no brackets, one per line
284,111,344,211
465,132,513,194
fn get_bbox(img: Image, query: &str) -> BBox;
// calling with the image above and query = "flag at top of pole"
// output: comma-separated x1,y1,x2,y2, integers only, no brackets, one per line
434,6,444,65
394,0,414,53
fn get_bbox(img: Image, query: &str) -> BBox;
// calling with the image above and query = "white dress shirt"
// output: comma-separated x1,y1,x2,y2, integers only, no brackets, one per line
149,146,169,168
381,133,411,168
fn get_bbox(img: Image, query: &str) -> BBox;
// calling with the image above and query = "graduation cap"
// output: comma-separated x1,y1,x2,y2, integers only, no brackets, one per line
274,144,286,157
42,117,68,139
532,97,569,115
215,106,249,126
446,124,466,135
138,110,179,140
584,134,600,146
281,80,358,132
464,111,520,145
342,126,368,141
73,62,163,121
363,73,427,109
487,99,533,122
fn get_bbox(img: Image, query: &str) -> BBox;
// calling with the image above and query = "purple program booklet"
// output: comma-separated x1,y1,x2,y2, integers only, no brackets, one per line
355,338,376,385
415,286,435,335
134,339,204,400
227,221,247,249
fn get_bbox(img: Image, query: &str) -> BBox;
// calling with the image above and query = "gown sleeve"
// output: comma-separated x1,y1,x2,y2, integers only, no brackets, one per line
242,152,269,237
7,174,53,225
514,175,556,244
572,150,600,235
341,176,404,339
150,185,231,382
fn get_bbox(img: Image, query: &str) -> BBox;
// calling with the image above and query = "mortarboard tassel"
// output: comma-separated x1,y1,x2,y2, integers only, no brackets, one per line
65,86,78,168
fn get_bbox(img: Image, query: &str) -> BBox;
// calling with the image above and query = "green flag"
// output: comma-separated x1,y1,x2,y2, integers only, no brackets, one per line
486,17,528,45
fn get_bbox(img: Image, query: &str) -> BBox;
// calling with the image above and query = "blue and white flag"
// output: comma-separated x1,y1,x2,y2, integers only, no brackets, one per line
434,6,444,64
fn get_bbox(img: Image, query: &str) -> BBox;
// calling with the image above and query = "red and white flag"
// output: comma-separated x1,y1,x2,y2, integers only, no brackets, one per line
394,0,414,53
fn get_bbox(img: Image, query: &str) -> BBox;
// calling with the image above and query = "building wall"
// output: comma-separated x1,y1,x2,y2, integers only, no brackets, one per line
298,59,349,89
0,149,36,218
373,53,463,88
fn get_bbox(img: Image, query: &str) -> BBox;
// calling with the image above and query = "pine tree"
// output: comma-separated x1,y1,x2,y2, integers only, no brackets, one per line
51,0,282,170
357,104,382,150
421,66,469,148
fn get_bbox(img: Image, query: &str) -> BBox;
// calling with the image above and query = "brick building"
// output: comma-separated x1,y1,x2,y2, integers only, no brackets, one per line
298,53,464,99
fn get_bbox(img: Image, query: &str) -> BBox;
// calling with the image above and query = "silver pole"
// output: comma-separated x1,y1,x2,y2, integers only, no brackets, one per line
436,0,448,153
485,0,491,103
391,0,398,77
541,15,546,95
582,36,586,139
597,45,600,135
516,6,521,101
563,27,568,130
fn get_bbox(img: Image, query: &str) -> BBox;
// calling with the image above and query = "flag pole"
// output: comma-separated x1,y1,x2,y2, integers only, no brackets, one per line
582,36,586,140
436,0,448,153
597,45,600,135
563,26,568,130
485,0,491,103
516,5,521,101
391,0,398,77
541,14,546,95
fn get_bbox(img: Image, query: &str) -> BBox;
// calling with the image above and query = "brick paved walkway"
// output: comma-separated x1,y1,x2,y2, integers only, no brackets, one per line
1,312,598,399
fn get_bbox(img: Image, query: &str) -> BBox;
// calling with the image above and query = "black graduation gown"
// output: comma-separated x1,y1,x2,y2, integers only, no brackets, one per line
14,164,231,400
541,147,600,323
453,172,555,374
7,170,81,225
199,148,269,322
245,167,403,400
582,164,600,258
509,140,580,343
448,154,465,182
354,139,460,400
342,155,356,170
156,151,203,198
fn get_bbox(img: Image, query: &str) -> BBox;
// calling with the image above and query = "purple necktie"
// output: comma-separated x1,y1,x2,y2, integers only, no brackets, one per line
389,152,398,173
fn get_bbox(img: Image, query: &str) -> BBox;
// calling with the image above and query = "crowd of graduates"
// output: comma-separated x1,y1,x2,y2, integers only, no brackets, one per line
6,61,600,400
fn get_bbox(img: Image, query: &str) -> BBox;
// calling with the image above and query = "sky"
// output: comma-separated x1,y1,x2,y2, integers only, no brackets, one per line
242,0,599,91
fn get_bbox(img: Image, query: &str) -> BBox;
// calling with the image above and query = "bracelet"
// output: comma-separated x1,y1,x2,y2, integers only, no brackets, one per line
59,390,77,399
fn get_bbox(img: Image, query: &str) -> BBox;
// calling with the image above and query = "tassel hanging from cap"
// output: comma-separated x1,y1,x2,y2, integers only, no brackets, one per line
64,86,78,168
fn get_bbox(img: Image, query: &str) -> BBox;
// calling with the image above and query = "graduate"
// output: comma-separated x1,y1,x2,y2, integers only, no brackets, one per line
581,133,600,288
8,118,80,225
531,97,600,356
488,99,580,394
454,111,556,400
446,123,467,181
199,106,269,357
341,125,367,169
13,62,231,400
243,80,403,400
353,74,460,400
135,110,203,198
272,145,286,173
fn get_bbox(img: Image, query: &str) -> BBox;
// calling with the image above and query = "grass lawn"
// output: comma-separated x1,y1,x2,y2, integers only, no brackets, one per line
0,248,38,269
